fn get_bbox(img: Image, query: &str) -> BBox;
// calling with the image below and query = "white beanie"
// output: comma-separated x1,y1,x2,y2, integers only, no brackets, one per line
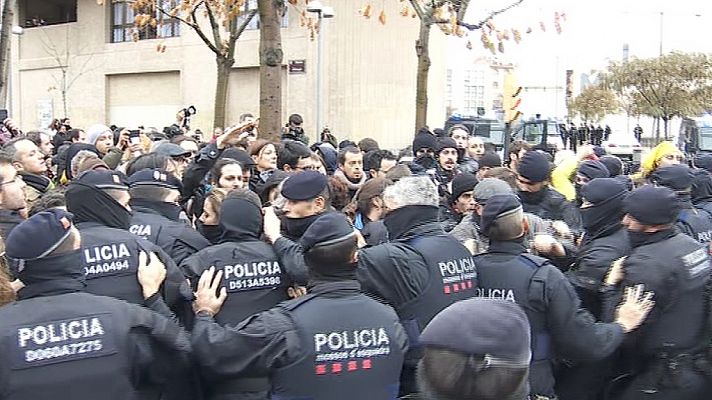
86,124,111,145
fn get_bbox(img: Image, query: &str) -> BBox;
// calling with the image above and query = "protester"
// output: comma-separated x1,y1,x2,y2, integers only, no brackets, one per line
277,139,313,172
438,172,477,232
249,139,278,190
467,136,486,161
353,177,391,246
0,151,26,239
4,138,54,206
434,137,460,197
363,149,397,179
333,146,365,199
448,125,478,174
476,151,502,180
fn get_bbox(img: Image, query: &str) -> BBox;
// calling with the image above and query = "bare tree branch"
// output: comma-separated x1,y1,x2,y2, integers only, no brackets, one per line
437,0,524,30
228,9,257,60
204,1,224,55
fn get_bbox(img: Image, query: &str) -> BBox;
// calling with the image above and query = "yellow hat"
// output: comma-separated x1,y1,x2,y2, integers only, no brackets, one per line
640,141,682,177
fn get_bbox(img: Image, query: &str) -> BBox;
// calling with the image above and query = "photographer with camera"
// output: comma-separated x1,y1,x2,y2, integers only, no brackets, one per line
281,113,309,145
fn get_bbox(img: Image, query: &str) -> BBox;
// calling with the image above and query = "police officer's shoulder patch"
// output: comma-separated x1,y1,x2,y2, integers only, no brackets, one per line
681,248,711,278
9,313,118,370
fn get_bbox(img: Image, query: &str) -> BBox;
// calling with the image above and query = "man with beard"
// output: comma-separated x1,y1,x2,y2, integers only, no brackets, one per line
353,177,391,246
263,171,330,285
180,189,290,400
438,172,477,232
434,137,460,197
356,176,477,396
363,149,397,179
650,164,712,247
516,150,581,230
474,194,654,400
0,151,27,239
127,169,210,265
4,138,54,208
410,130,438,173
603,185,712,400
556,178,632,400
65,170,192,320
281,113,309,145
449,125,478,174
333,146,365,199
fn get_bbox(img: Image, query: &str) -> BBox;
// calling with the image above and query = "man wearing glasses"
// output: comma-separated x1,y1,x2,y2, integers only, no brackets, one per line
0,151,27,239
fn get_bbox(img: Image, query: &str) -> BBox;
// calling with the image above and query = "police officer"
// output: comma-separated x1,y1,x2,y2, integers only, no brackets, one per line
65,170,192,317
263,171,331,285
180,188,290,399
473,194,653,399
516,150,581,230
355,176,477,395
0,209,192,400
190,213,408,399
692,168,712,217
128,168,209,264
603,185,712,400
650,164,712,246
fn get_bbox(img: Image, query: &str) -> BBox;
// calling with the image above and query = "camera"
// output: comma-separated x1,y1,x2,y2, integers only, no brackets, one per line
181,105,197,129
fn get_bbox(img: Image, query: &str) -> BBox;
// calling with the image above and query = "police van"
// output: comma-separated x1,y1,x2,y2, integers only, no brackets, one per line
680,115,712,157
444,114,506,151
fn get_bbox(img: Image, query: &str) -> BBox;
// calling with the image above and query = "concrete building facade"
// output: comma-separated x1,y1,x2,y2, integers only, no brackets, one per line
10,0,447,150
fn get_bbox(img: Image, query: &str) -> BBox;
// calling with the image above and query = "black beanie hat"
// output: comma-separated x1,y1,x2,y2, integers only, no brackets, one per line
412,132,437,153
599,156,623,177
450,173,478,204
694,154,712,173
437,137,458,154
517,151,551,183
650,164,693,191
624,185,680,225
577,160,610,180
478,152,502,169
581,178,627,205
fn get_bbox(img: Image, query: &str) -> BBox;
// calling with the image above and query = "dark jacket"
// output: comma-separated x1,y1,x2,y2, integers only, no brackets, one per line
520,187,582,230
476,240,626,397
191,280,408,399
129,199,210,265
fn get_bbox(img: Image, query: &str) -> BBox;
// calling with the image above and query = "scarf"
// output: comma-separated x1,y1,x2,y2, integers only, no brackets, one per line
130,198,182,221
281,214,321,241
333,169,366,192
383,205,439,240
66,182,132,230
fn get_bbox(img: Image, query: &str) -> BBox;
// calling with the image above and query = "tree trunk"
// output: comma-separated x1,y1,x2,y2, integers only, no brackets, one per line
663,116,669,141
414,20,431,133
0,0,16,108
213,57,232,130
654,117,660,144
258,0,284,142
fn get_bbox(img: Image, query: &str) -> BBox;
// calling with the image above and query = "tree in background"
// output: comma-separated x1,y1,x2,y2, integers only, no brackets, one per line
0,0,16,108
110,0,258,132
602,52,712,142
258,0,287,141
569,85,619,124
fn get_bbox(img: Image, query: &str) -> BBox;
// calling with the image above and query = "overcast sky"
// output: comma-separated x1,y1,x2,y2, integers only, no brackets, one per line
454,0,712,83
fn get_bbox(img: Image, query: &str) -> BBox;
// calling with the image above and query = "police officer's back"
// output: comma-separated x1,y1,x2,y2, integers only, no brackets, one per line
0,210,191,400
650,165,712,246
128,168,210,264
190,213,407,400
355,176,477,395
473,194,653,399
603,186,712,400
65,170,191,315
692,167,712,217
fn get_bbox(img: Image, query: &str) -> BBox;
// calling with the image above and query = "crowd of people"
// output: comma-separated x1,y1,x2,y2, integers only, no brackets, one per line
0,112,710,400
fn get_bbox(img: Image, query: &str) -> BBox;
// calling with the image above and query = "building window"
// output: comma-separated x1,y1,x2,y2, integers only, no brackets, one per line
111,0,180,43
463,70,485,115
20,0,77,27
235,0,289,30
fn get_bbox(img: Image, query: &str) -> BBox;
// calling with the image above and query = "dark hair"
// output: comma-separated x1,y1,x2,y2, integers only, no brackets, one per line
210,158,242,184
364,149,396,173
484,167,519,191
327,176,350,211
304,235,358,268
357,138,379,153
418,347,528,400
0,150,14,165
249,139,274,157
25,131,47,149
278,140,311,170
509,141,532,157
356,178,391,216
337,146,361,166
125,153,172,176
239,113,255,123
448,124,470,136
484,142,497,153
67,129,83,142
28,189,67,216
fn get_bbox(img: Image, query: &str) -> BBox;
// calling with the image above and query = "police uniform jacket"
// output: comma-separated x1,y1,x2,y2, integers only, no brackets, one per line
76,221,192,318
475,239,626,397
0,289,191,400
675,201,712,246
602,229,712,361
180,240,290,325
129,200,210,265
568,226,631,318
190,280,408,400
356,206,477,370
520,187,582,230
